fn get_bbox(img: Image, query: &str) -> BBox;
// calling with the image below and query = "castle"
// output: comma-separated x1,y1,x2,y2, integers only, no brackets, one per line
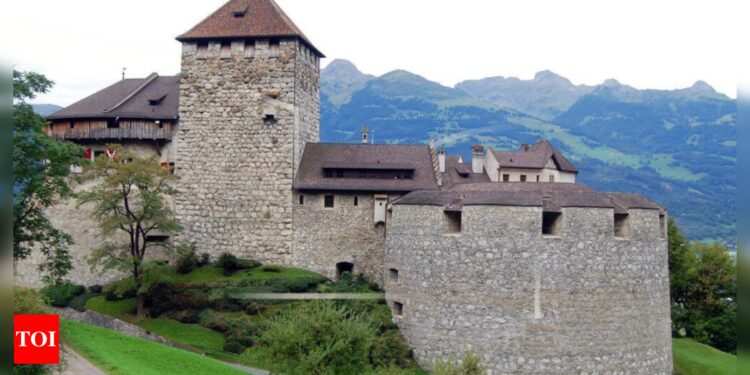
18,0,673,372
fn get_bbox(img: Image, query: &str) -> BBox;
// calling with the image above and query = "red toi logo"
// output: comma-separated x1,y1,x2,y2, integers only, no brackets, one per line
14,315,60,365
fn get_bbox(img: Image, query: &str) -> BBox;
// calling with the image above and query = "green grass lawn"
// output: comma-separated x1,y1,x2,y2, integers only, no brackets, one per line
673,338,736,375
62,320,248,375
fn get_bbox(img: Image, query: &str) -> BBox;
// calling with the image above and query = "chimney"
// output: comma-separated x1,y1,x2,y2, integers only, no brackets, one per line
361,124,368,144
438,146,446,173
521,143,529,152
471,144,484,174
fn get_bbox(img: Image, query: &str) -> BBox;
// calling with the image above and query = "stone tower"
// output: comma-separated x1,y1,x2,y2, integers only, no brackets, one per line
175,0,323,262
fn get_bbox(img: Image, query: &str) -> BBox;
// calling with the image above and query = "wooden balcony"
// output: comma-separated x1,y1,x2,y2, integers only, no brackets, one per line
47,119,174,141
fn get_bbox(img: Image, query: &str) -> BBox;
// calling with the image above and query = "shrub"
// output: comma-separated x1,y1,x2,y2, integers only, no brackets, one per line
41,282,85,307
12,364,48,375
145,283,209,316
259,301,377,375
226,318,260,338
168,310,202,324
88,284,103,294
433,351,486,375
198,253,211,267
238,259,262,270
244,302,268,315
211,293,245,312
199,309,229,332
14,287,45,314
68,293,96,312
175,244,198,274
217,253,240,275
369,330,411,368
223,340,245,354
261,264,282,273
104,284,137,301
261,276,326,293
233,336,254,348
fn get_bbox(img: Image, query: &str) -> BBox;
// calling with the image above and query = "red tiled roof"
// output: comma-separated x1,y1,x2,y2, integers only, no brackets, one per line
176,0,324,57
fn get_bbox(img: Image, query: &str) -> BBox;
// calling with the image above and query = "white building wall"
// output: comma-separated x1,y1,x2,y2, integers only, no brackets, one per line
497,167,577,183
483,152,499,182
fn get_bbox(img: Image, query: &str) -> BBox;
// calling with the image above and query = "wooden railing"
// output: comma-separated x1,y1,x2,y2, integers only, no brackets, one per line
47,119,174,140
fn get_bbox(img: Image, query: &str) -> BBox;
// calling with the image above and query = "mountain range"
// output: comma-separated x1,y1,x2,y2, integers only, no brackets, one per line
32,61,736,246
319,59,736,247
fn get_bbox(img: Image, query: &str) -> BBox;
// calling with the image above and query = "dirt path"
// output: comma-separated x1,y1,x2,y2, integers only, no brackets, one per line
59,347,106,375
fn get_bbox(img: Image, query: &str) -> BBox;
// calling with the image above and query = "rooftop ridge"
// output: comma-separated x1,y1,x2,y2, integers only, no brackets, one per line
103,73,159,113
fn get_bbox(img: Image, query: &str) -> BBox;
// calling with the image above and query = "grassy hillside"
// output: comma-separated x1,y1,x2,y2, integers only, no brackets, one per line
62,320,248,375
673,338,736,375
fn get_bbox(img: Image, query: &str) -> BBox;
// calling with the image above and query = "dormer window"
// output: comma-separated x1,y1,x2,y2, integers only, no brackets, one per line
148,94,167,106
196,42,208,59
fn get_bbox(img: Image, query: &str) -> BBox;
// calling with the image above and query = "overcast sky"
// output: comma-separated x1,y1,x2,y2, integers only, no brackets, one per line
4,0,743,106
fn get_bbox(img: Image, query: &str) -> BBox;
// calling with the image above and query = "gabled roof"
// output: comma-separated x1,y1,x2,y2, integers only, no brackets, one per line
47,74,179,121
489,139,578,173
177,0,324,57
294,143,439,192
441,156,491,187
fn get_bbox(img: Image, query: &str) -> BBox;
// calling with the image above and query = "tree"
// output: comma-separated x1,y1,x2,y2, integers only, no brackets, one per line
13,70,82,284
78,145,180,319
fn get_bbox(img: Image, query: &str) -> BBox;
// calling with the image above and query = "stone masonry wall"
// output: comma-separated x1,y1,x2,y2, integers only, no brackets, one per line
385,205,672,374
175,39,318,264
292,192,387,284
15,141,169,288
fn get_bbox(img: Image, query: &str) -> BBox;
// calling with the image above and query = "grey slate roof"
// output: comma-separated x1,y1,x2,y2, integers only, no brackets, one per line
393,182,662,212
47,74,179,121
490,139,578,173
294,143,439,192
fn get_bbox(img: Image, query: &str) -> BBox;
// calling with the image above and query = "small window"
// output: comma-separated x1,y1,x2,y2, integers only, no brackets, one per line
443,211,462,234
614,213,629,238
263,114,277,125
220,42,231,59
196,43,208,59
502,174,510,182
520,175,527,182
542,211,561,236
353,196,359,206
107,119,119,129
69,121,74,129
299,195,304,205
536,175,540,182
392,302,403,317
244,42,256,58
269,40,281,57
549,175,555,182
324,195,334,209
146,234,170,243
389,268,399,283
660,214,667,239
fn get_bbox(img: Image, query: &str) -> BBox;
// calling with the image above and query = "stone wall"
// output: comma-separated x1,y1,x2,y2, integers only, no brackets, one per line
14,141,169,288
292,192,387,284
384,204,672,374
175,38,319,264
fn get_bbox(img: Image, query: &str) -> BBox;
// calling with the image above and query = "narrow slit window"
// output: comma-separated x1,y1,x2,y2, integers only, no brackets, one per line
536,175,540,182
549,175,555,182
542,211,561,236
324,195,334,209
196,43,208,59
69,121,75,129
389,268,399,283
614,213,629,238
299,195,304,205
443,211,462,234
220,42,231,59
392,301,403,317
353,196,359,206
269,40,281,57
244,41,255,58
